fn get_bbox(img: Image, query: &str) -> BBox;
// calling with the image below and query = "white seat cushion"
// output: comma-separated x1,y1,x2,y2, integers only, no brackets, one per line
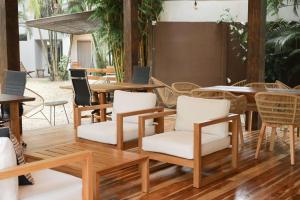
78,121,155,145
0,138,18,200
175,96,230,137
111,90,157,125
19,169,82,200
142,131,230,159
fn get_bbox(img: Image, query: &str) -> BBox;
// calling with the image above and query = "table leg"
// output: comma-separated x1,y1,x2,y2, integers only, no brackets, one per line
95,174,100,200
141,158,149,193
9,102,21,142
98,93,107,122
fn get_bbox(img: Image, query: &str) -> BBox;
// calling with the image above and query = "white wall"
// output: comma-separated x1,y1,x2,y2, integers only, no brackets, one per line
70,34,93,62
160,0,248,22
160,0,300,23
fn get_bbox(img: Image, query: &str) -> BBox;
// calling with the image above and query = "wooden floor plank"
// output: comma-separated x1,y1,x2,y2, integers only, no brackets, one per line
23,122,300,199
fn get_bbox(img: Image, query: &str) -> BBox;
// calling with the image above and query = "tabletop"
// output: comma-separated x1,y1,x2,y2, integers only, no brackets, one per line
25,142,148,176
203,86,300,96
0,94,35,104
60,82,164,93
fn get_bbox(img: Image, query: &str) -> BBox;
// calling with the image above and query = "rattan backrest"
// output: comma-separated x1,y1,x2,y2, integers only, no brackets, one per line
191,89,247,114
232,80,247,86
255,92,300,126
275,80,291,89
149,77,178,108
171,82,201,95
245,82,280,89
294,85,300,90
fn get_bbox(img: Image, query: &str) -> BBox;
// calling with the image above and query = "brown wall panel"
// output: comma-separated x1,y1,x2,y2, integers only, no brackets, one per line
152,22,245,86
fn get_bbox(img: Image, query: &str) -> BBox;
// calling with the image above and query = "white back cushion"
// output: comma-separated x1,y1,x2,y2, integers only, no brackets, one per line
175,96,230,137
112,90,157,125
0,138,18,200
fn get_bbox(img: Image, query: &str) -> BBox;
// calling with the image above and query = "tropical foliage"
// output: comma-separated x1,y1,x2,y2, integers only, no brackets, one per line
86,0,163,82
265,20,300,85
267,0,299,15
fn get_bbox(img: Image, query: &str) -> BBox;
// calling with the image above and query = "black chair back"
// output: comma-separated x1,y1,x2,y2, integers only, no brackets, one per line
70,69,92,106
2,70,26,96
132,66,151,84
1,71,26,119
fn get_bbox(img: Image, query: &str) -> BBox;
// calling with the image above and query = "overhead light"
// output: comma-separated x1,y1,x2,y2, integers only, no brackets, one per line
194,0,198,10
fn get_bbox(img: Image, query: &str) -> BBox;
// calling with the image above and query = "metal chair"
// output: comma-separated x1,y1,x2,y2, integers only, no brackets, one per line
23,88,50,125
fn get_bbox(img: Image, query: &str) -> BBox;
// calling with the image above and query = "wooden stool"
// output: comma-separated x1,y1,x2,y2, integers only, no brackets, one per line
45,101,69,126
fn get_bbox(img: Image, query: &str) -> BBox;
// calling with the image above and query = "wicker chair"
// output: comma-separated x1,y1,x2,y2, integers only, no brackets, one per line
191,89,247,147
244,82,281,133
275,80,291,89
150,77,178,108
245,82,280,89
171,82,201,96
232,80,247,86
255,92,300,165
294,85,300,90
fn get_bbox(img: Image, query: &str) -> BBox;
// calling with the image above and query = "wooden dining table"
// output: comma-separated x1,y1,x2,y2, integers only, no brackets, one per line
61,82,165,121
202,86,300,129
203,85,300,102
0,94,35,141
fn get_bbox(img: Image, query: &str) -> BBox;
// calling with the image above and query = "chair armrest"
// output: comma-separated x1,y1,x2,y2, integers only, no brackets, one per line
193,114,240,168
117,107,164,118
0,151,94,200
116,107,164,149
194,113,240,128
77,103,112,112
138,110,176,121
138,110,177,149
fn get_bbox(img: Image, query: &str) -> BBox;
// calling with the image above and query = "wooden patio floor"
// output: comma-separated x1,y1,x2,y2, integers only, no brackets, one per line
23,123,300,200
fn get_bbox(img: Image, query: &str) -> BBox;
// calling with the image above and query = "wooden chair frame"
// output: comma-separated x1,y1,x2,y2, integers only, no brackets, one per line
75,103,164,150
0,151,94,200
138,111,239,188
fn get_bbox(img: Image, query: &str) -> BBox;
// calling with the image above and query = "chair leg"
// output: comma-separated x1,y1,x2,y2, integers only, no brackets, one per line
40,111,51,125
239,118,244,148
255,123,266,159
269,127,277,151
289,125,295,165
248,111,253,133
193,158,201,188
62,104,70,124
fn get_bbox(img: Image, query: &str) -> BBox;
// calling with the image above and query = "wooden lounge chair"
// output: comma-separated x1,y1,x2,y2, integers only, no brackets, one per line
75,90,163,150
0,137,93,200
138,96,239,188
191,89,247,147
